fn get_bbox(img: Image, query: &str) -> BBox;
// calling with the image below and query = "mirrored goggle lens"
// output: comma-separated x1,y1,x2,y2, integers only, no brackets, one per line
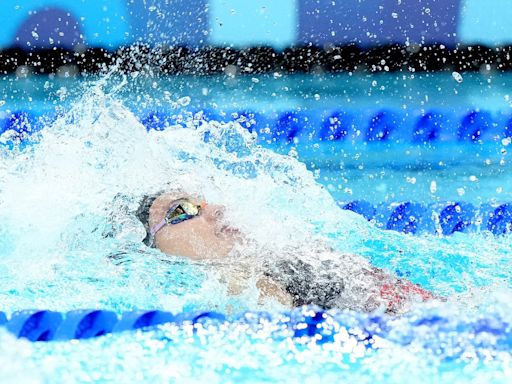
166,201,200,221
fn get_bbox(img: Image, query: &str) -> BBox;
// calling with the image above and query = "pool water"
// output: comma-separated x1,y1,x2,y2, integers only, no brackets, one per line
0,72,511,382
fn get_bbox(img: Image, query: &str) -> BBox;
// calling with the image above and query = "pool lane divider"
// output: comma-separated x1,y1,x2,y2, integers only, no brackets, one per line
1,308,511,351
1,310,227,342
3,108,512,145
340,200,512,235
139,108,512,144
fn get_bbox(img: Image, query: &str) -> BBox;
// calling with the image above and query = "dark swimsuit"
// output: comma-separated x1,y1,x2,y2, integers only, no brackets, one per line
265,258,345,308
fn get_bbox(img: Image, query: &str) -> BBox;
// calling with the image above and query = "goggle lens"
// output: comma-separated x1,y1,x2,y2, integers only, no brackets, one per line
165,200,201,224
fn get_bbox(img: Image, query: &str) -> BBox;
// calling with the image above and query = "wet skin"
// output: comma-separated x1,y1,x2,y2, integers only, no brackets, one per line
147,192,434,311
148,192,293,305
149,192,239,261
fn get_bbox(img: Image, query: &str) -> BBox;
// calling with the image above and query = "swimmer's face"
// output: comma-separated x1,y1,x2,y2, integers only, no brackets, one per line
148,192,240,260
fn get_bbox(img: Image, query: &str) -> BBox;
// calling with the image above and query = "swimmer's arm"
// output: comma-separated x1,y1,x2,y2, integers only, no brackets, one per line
256,276,294,306
362,266,435,313
217,264,293,306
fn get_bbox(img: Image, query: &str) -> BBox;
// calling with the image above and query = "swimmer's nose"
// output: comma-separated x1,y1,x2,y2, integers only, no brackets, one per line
203,204,225,222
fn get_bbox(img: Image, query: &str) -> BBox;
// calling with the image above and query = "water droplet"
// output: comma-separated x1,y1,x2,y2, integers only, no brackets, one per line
430,181,437,194
314,94,321,101
452,71,463,83
177,96,191,106
391,12,398,19
288,147,298,158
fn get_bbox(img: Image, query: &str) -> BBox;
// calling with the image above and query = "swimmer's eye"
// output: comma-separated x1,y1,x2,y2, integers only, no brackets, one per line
150,199,203,237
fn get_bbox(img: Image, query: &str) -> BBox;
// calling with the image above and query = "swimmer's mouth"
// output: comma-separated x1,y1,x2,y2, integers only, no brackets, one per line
218,225,240,237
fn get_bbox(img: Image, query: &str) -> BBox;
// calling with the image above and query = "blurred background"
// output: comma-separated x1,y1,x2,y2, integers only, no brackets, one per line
0,0,511,49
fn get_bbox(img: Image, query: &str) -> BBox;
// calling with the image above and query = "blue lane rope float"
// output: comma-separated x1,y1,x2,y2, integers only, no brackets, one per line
53,309,118,340
487,203,512,235
318,110,353,141
413,111,444,143
366,110,396,142
0,312,7,326
457,110,493,142
113,310,175,333
341,200,512,236
385,202,431,234
438,202,475,235
504,116,512,139
274,111,305,142
6,310,63,342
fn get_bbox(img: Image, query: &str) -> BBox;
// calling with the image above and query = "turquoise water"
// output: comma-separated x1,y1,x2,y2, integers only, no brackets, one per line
0,73,511,382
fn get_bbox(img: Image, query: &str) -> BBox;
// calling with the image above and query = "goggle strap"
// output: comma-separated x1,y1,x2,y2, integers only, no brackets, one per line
150,218,167,237
149,200,202,237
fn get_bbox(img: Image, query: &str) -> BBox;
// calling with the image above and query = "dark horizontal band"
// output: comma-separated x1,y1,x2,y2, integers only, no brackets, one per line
1,44,512,75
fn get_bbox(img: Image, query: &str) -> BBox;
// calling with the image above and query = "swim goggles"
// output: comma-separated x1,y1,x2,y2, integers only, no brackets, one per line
150,199,205,237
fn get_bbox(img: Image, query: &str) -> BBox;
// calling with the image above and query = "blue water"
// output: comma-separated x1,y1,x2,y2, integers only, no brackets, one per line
0,73,511,382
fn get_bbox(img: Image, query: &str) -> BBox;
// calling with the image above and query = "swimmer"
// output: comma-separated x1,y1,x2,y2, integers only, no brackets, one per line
135,190,435,314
